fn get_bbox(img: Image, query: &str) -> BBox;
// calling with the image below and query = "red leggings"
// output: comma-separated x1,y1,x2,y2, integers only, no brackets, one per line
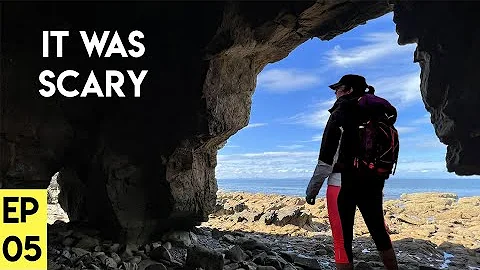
327,185,349,263
327,182,392,264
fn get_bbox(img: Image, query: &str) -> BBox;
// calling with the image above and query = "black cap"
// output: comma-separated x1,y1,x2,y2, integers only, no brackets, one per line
328,74,368,90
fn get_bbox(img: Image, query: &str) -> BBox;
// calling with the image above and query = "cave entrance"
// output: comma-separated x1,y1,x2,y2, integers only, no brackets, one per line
214,12,480,201
47,172,70,224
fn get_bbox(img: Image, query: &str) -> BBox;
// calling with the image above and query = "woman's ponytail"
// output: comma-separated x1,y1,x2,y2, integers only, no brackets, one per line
367,85,375,94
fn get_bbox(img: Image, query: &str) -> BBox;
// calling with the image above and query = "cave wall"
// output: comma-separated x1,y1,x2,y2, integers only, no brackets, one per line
0,1,393,243
393,1,480,175
2,0,479,244
0,2,228,243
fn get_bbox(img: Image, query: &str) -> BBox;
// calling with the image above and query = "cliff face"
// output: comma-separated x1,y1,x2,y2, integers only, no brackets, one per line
0,1,478,243
393,1,480,175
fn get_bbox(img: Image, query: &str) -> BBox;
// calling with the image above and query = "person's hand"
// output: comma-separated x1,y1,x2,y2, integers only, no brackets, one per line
305,195,315,205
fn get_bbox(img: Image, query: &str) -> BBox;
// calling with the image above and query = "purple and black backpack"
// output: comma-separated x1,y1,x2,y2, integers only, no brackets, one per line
354,93,399,179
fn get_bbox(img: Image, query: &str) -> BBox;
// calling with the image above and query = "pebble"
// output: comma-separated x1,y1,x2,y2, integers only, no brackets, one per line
46,192,480,270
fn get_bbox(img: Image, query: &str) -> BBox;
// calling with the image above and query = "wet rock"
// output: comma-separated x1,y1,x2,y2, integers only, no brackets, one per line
223,262,240,270
162,231,197,248
90,264,101,270
264,256,283,270
192,226,211,236
212,228,225,239
186,245,224,270
120,262,138,270
62,237,75,247
71,247,90,257
314,248,327,256
75,235,100,250
149,242,161,249
419,266,440,270
161,242,171,250
225,245,249,262
256,266,277,270
111,252,122,264
61,249,72,259
129,256,143,264
235,237,269,251
149,246,173,263
253,251,268,265
355,261,373,270
95,252,118,268
58,229,74,238
282,265,297,270
397,263,418,270
145,263,168,270
221,234,236,244
290,254,322,270
110,243,121,253
138,259,167,270
240,261,257,270
279,251,295,263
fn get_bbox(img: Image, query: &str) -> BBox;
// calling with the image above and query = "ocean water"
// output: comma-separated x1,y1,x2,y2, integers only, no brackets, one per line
217,178,480,200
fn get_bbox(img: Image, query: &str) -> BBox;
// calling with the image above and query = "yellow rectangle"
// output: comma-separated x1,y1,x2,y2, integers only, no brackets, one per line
0,190,47,270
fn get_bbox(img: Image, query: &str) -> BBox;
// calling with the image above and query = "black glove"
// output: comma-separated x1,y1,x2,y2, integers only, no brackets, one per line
305,195,315,205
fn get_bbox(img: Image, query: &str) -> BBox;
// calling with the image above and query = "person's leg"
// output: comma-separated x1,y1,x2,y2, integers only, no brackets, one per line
327,184,350,267
336,176,357,269
357,178,398,270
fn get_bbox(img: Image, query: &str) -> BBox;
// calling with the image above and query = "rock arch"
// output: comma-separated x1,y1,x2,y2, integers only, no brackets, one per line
1,1,478,243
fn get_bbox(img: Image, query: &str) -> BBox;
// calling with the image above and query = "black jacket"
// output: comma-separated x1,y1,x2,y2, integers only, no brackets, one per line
306,95,359,198
319,95,359,172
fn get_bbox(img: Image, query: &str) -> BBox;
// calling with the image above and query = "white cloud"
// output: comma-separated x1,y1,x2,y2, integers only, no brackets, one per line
237,151,316,158
285,98,336,129
287,111,330,129
311,134,323,142
412,114,431,125
371,72,421,107
245,123,267,129
216,151,318,179
298,133,323,143
395,161,446,173
277,144,305,150
225,145,240,148
215,149,454,179
414,138,445,149
326,32,416,67
396,126,417,134
257,68,320,93
400,134,445,149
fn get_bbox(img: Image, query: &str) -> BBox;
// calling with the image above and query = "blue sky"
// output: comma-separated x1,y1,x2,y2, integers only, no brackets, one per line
216,13,479,180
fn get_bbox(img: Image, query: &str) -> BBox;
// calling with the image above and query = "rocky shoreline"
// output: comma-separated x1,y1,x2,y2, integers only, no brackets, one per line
47,191,480,270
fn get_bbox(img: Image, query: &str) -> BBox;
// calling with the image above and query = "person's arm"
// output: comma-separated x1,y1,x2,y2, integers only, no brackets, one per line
306,109,344,204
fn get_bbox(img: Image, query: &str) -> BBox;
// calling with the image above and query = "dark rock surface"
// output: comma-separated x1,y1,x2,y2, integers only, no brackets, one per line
0,1,391,243
2,1,480,245
393,1,480,175
47,220,480,270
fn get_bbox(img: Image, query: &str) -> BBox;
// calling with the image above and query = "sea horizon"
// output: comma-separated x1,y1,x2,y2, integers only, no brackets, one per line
216,177,480,200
